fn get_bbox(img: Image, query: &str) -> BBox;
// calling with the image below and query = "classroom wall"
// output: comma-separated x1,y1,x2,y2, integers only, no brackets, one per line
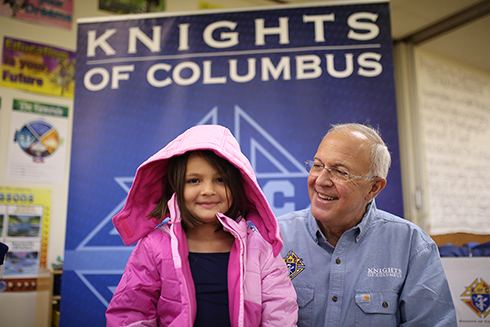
0,0,488,326
1,0,487,286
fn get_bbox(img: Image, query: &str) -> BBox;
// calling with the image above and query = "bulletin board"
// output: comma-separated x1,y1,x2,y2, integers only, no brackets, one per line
415,49,490,243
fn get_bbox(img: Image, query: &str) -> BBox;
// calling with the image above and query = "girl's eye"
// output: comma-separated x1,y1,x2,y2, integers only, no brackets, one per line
216,177,224,183
187,179,199,184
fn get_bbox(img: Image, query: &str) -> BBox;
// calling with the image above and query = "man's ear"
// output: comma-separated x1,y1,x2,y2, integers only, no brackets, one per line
365,177,387,201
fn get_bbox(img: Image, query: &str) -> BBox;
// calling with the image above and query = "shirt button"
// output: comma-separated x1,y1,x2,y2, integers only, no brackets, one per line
335,258,341,264
382,301,388,308
332,296,338,302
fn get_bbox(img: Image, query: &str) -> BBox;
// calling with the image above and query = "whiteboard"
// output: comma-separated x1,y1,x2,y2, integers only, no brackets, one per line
415,49,490,235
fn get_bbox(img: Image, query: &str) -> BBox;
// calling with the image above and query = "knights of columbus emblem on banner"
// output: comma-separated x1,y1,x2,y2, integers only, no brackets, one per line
461,278,490,318
284,251,305,280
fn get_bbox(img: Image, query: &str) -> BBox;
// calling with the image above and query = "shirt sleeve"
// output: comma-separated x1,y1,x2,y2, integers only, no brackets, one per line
106,236,160,327
398,240,457,327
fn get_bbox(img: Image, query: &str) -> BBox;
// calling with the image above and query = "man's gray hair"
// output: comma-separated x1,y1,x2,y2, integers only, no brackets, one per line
326,123,391,179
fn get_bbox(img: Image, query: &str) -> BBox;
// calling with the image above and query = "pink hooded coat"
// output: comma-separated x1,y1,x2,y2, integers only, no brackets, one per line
106,125,298,327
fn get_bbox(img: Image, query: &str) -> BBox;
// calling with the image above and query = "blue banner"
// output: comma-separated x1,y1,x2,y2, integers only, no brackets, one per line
62,2,401,325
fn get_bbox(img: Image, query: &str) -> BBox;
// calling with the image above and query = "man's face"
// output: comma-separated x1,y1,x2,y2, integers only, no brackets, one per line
308,130,380,232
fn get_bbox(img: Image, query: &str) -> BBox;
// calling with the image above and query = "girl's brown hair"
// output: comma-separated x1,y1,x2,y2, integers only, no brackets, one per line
148,150,248,229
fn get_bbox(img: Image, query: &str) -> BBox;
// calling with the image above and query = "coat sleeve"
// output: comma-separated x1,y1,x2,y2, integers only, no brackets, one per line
260,250,298,327
398,240,457,327
106,235,160,327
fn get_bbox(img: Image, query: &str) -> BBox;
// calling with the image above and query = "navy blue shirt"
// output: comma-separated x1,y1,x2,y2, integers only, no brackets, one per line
189,252,231,327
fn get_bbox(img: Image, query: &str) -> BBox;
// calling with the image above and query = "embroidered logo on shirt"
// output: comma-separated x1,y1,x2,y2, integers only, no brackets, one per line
283,250,305,280
367,267,402,278
461,278,490,318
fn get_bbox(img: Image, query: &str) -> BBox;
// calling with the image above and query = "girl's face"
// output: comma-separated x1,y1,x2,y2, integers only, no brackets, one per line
184,152,233,223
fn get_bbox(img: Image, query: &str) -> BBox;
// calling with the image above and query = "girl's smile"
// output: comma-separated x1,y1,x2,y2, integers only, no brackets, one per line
184,153,232,223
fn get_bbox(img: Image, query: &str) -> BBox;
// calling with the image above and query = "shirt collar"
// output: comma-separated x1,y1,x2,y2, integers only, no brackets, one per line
307,199,378,244
356,199,377,242
306,209,323,243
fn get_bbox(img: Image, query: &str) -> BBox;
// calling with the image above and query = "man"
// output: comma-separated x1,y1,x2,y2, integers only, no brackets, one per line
278,123,457,326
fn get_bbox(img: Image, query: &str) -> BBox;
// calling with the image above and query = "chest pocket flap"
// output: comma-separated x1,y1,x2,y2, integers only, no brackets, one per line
355,291,398,315
296,285,314,308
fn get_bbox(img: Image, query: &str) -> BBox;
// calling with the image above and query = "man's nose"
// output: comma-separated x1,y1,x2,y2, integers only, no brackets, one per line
315,168,334,185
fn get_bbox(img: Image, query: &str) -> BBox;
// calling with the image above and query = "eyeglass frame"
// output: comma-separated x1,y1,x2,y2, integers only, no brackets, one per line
304,160,377,182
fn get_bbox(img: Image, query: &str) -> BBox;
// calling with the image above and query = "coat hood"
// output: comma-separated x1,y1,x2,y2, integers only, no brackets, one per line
113,125,283,256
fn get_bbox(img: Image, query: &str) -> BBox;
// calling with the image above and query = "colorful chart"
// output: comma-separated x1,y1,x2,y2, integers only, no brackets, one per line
14,120,59,161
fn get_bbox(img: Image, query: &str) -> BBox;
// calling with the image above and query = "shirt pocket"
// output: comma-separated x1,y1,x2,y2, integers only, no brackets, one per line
355,291,399,326
295,285,314,327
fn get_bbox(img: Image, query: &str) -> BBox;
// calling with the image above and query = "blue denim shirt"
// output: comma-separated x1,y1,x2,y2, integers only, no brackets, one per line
278,200,457,327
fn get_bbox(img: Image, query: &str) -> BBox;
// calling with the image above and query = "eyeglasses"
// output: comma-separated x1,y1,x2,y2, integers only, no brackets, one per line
305,160,376,182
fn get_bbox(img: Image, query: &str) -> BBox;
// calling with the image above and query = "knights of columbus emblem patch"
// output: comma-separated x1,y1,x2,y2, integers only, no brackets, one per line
283,250,305,280
461,278,490,318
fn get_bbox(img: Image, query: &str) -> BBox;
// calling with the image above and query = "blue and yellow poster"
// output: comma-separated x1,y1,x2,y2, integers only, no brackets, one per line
63,1,402,324
0,37,76,98
0,186,51,277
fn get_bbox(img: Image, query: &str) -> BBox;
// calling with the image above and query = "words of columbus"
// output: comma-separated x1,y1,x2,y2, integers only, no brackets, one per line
82,12,387,90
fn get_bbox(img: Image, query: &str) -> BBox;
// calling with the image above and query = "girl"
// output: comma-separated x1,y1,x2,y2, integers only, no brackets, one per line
106,125,298,327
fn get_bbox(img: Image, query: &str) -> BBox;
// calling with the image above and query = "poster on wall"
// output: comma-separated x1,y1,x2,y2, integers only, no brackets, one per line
415,49,490,235
63,1,402,324
442,258,490,326
1,87,71,184
0,37,76,98
0,0,73,30
99,0,166,14
0,186,51,278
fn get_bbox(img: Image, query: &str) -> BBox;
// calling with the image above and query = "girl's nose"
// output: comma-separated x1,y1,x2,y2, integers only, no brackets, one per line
201,180,216,195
